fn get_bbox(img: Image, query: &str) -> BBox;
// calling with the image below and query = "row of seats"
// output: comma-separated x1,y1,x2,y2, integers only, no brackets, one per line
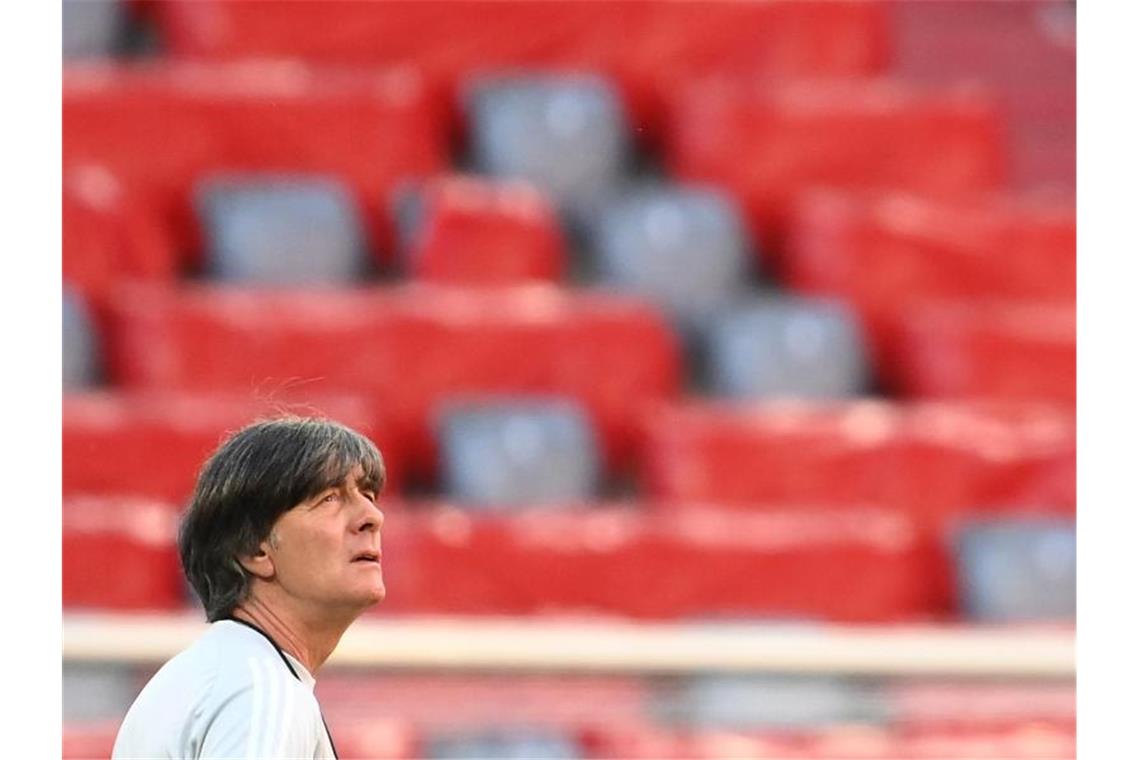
150,0,889,140
65,716,1075,759
580,722,1076,760
314,676,1075,736
64,670,1075,737
642,399,1075,514
69,0,1074,192
69,283,682,475
64,157,1075,310
148,0,1074,190
66,281,881,410
63,390,1074,511
64,284,1072,472
64,63,1014,262
63,493,1075,622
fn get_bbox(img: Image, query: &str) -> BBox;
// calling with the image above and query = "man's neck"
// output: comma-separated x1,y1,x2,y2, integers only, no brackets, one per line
231,593,352,676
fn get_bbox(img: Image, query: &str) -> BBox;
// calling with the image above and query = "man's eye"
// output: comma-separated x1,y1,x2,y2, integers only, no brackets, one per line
321,492,339,503
362,492,377,503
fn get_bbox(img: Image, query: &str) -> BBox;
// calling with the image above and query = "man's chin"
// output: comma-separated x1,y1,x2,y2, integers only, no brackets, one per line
361,583,386,607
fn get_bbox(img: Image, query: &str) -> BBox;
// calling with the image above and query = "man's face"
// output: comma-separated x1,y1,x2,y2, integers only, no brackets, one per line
263,464,386,616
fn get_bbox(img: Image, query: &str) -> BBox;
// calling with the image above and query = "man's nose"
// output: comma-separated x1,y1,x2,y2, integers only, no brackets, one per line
354,496,384,532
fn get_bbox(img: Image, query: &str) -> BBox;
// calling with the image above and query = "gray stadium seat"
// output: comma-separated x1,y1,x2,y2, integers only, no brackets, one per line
703,295,869,399
196,175,367,285
588,184,751,324
63,287,99,389
438,399,600,508
63,0,124,58
63,664,139,722
425,730,581,759
954,517,1076,622
390,181,427,265
466,74,629,221
657,675,890,730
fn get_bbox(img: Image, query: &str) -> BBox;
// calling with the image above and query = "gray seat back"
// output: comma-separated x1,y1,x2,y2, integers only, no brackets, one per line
704,296,869,399
197,175,366,285
63,287,99,389
467,75,629,222
63,0,124,58
438,399,600,508
591,185,750,325
954,517,1076,622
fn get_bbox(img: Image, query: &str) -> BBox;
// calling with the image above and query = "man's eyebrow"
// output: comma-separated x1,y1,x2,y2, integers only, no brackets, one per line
357,467,385,493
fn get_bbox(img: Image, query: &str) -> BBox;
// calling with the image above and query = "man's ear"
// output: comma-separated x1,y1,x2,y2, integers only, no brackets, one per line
237,540,276,581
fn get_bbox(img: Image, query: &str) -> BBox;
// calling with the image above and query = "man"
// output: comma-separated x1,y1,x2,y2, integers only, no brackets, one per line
112,416,387,759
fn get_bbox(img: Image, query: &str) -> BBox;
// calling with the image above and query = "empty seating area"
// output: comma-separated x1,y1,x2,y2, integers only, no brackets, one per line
63,0,1076,756
65,673,1076,759
664,78,1008,254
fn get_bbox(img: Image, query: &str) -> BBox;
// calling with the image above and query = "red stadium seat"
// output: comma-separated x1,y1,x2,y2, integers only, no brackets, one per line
890,300,1075,405
640,399,1075,522
63,496,184,610
63,391,401,503
784,189,1074,306
102,283,682,475
63,61,447,264
376,502,932,622
406,176,566,285
63,163,179,306
663,79,1005,251
63,722,121,760
154,1,889,140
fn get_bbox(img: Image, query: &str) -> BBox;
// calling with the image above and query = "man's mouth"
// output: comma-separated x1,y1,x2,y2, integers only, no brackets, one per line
351,551,381,563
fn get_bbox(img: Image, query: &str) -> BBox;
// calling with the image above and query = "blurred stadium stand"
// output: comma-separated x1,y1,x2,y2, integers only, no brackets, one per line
62,1,1076,757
